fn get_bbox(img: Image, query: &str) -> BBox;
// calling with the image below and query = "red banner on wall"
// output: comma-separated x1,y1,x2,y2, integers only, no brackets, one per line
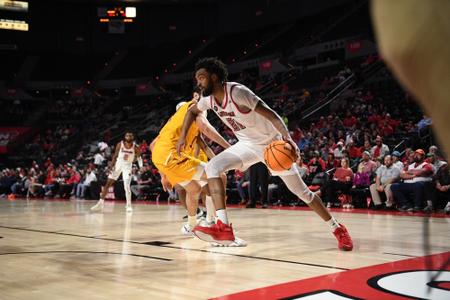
347,40,362,53
0,127,31,154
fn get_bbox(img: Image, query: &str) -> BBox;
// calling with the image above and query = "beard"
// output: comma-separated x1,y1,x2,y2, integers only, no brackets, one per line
202,82,214,97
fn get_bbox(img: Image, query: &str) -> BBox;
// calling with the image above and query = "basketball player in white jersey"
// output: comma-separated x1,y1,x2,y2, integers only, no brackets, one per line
91,131,143,213
177,57,353,250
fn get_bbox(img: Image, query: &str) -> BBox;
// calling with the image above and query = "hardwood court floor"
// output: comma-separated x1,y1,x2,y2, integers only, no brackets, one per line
0,198,449,299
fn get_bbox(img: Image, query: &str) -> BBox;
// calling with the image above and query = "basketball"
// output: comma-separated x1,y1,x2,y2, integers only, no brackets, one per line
264,140,297,171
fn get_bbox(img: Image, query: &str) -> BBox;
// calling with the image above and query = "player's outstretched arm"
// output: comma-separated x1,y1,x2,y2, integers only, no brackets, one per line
195,113,230,149
254,101,297,149
176,104,201,155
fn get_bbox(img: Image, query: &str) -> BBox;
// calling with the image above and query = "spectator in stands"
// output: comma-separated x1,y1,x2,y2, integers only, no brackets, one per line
351,151,377,207
235,170,250,205
325,158,354,208
307,151,326,179
131,164,154,200
94,150,105,168
417,114,432,132
391,151,404,170
358,151,378,175
247,162,270,209
44,168,59,197
427,153,447,175
343,111,358,128
0,169,16,197
347,139,362,161
391,149,433,212
140,140,149,156
369,155,401,209
434,163,450,214
325,151,339,173
58,166,80,198
10,168,28,196
428,145,439,156
401,148,413,167
76,168,97,199
333,141,345,159
296,155,309,179
363,140,372,154
371,135,390,159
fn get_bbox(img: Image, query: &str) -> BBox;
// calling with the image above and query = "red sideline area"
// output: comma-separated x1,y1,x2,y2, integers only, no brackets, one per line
3,197,450,218
213,252,450,300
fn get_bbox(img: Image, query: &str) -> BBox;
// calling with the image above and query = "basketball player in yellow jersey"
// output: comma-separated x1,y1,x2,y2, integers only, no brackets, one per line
152,88,232,235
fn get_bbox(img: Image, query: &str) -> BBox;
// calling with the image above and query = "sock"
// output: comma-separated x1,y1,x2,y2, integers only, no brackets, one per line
98,198,104,203
205,196,215,223
216,209,229,225
326,216,340,231
445,202,450,208
427,200,433,207
188,215,197,228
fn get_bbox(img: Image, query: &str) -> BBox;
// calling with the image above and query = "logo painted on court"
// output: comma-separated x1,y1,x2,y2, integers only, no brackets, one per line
213,252,450,300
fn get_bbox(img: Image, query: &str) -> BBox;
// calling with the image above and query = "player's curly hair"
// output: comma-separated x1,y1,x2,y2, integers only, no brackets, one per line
195,57,228,83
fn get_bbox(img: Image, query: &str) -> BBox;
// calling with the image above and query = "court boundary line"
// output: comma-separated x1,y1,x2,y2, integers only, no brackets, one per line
0,225,350,271
0,250,172,261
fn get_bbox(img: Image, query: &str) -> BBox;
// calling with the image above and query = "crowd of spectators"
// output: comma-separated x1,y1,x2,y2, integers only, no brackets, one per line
1,57,448,214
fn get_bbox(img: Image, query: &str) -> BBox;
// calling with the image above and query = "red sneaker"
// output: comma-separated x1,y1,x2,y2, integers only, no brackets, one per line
333,223,353,251
193,220,235,245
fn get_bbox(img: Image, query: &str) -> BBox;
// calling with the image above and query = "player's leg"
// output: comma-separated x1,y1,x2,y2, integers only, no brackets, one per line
91,164,121,212
276,164,353,251
193,143,258,245
122,166,133,212
175,184,187,210
180,180,202,235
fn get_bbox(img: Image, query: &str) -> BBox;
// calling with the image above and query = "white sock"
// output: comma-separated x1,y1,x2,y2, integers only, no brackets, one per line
216,209,229,225
188,215,197,228
98,198,104,203
326,216,340,231
427,200,433,207
445,202,450,208
205,196,215,223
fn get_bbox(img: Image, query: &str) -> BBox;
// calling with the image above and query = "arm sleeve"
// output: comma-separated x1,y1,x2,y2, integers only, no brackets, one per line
231,84,262,111
197,97,210,112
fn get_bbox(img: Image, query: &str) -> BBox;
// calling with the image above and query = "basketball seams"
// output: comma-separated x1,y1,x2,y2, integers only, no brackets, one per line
272,146,295,169
268,145,285,171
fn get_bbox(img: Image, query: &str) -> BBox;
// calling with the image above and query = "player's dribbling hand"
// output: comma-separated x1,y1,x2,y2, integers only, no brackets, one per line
282,135,300,160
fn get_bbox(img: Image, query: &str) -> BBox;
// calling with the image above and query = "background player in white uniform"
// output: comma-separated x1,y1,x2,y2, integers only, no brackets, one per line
177,57,353,250
91,131,143,213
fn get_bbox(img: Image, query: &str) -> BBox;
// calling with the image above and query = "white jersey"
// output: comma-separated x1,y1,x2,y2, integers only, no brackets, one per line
116,141,135,165
197,82,279,145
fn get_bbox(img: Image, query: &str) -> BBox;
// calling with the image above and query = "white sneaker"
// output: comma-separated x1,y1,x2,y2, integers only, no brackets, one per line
126,205,133,213
211,236,247,247
90,200,104,212
181,224,194,236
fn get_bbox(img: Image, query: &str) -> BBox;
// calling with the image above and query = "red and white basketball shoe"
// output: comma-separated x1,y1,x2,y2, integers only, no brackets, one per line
193,220,235,246
333,223,353,251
